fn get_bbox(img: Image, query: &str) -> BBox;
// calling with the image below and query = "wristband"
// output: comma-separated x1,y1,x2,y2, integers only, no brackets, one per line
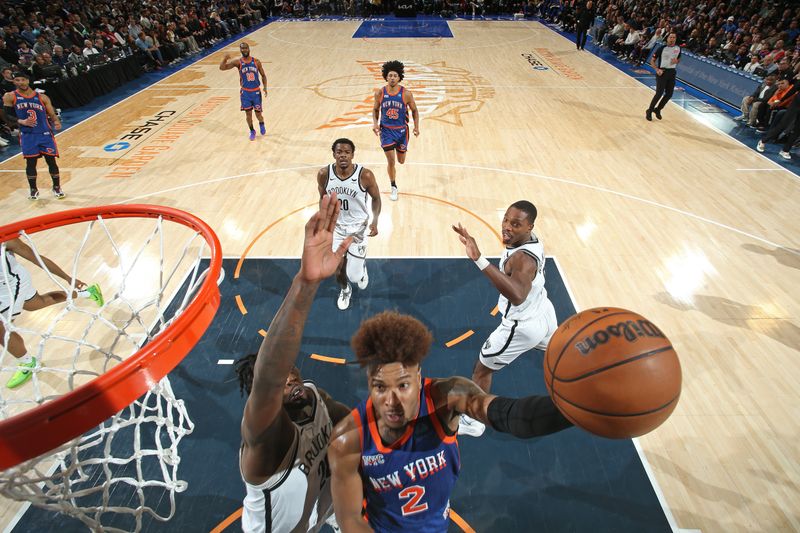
474,256,490,271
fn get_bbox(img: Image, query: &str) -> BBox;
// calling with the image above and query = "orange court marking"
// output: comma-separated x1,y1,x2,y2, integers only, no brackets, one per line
258,329,267,337
235,295,247,315
450,510,477,533
209,506,242,533
490,304,499,316
445,330,474,348
310,353,347,364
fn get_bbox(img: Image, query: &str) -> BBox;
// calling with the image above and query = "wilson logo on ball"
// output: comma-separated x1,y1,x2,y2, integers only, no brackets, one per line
575,320,666,356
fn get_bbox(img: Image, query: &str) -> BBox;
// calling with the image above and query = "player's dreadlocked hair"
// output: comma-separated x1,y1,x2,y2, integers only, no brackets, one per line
381,60,405,81
351,311,433,376
234,353,302,398
234,353,258,397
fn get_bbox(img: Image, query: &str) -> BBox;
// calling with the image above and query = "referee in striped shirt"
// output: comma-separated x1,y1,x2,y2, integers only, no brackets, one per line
647,32,681,121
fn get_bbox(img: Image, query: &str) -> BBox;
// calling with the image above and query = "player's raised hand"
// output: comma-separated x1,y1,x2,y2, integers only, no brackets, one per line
452,223,481,261
299,193,352,283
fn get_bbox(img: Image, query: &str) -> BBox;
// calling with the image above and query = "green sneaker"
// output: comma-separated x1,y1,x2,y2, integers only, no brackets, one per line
6,357,37,389
86,284,104,307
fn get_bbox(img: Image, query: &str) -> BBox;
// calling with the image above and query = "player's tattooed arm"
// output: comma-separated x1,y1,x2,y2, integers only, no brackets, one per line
435,376,496,431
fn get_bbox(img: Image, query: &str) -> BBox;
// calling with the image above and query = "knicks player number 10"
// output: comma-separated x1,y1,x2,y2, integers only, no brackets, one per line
399,485,428,516
338,199,349,211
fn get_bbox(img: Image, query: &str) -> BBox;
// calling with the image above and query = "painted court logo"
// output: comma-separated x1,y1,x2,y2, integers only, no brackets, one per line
522,50,583,80
312,60,495,129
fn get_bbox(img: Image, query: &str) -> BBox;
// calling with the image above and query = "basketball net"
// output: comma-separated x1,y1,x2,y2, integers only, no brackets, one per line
0,209,220,532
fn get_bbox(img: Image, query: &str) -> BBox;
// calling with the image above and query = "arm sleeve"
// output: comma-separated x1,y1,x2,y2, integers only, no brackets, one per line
487,395,573,439
3,105,18,126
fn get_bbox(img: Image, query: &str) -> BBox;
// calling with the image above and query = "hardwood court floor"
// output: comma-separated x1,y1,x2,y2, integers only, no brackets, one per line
1,20,798,532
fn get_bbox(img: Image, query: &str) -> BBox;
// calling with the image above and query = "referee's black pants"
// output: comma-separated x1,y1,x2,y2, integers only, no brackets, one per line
648,69,676,112
576,24,589,49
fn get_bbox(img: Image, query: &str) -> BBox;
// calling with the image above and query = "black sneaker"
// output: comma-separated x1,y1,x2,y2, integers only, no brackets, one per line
654,109,662,120
646,109,652,121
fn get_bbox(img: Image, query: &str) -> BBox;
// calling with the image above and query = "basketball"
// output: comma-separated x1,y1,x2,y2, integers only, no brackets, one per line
544,307,681,439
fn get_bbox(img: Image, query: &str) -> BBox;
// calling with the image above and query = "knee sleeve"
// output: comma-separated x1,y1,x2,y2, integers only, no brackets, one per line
44,155,59,175
345,254,365,284
26,157,38,176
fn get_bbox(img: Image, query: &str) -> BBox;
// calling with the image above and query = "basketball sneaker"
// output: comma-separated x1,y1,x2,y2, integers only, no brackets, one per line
357,266,368,290
337,283,352,310
654,109,662,120
28,189,40,201
756,140,765,152
86,284,104,306
259,122,266,136
6,357,37,389
779,150,792,160
249,130,256,141
457,414,485,437
52,187,65,199
390,185,398,201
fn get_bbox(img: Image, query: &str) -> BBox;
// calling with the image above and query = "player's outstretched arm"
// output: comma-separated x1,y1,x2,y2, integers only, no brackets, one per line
451,223,536,305
241,194,352,475
434,376,573,438
329,414,374,533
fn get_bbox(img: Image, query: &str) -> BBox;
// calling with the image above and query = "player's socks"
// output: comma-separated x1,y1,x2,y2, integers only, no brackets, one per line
357,266,369,290
76,284,104,306
337,283,352,310
458,414,486,437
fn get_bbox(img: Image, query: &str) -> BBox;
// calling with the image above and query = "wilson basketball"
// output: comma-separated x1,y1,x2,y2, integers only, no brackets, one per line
544,307,681,439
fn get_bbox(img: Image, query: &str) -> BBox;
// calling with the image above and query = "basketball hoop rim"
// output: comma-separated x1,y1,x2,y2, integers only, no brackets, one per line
0,204,222,471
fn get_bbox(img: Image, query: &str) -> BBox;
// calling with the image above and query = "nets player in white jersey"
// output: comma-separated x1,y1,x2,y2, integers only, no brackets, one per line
1,238,103,389
452,200,557,437
236,194,351,532
316,138,381,311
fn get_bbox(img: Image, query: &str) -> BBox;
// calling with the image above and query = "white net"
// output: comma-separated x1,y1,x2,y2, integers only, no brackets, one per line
0,210,219,532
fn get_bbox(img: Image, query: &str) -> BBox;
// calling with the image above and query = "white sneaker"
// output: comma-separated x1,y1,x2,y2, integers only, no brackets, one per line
390,185,398,201
357,266,369,290
756,140,765,152
779,150,792,160
457,414,485,437
337,284,352,310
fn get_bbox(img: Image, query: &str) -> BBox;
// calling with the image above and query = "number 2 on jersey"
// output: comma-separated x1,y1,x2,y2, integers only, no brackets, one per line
399,485,428,516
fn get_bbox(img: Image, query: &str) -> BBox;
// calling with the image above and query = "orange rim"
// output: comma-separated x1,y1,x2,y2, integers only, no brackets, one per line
0,205,222,470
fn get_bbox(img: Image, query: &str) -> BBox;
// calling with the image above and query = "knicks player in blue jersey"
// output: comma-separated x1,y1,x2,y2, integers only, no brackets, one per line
372,60,419,202
219,42,268,141
328,325,573,530
2,71,65,200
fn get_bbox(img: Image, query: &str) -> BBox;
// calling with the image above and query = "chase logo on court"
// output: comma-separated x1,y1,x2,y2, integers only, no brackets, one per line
575,320,666,356
522,50,583,80
311,60,495,129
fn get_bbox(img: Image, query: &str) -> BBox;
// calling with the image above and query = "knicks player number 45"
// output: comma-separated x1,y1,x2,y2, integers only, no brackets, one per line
399,485,428,516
